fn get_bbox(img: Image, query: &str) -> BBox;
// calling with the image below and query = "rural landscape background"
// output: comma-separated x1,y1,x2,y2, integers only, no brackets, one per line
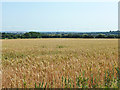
1,1,119,88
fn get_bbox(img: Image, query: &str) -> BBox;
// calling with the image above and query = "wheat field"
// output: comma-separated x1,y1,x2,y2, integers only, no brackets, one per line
2,39,119,88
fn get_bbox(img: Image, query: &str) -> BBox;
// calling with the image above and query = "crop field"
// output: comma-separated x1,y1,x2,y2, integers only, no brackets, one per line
1,39,119,88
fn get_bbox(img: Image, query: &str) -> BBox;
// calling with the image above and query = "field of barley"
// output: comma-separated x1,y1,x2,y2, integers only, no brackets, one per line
2,39,119,88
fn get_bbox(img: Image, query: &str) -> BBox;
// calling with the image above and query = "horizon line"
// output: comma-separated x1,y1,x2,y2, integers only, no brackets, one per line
0,30,118,33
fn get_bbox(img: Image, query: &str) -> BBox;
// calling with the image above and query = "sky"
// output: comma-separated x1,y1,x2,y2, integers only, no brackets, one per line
2,2,118,32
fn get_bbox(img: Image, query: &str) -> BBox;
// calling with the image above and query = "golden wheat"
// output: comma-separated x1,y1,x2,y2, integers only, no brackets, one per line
2,39,118,88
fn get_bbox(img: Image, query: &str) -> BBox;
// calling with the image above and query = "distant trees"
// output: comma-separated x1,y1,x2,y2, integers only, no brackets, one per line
106,34,116,38
1,31,119,39
82,34,94,38
95,34,106,38
1,32,42,39
23,32,41,38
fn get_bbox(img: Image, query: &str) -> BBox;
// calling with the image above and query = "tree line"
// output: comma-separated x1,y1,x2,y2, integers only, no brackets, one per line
0,31,120,39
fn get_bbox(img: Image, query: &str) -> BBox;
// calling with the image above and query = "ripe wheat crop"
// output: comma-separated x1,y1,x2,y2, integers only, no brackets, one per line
1,39,119,88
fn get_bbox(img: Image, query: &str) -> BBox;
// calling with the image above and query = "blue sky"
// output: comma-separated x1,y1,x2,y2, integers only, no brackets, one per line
2,2,118,32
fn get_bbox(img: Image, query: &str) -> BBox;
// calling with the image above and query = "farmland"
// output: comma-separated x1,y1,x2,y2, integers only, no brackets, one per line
1,39,119,88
